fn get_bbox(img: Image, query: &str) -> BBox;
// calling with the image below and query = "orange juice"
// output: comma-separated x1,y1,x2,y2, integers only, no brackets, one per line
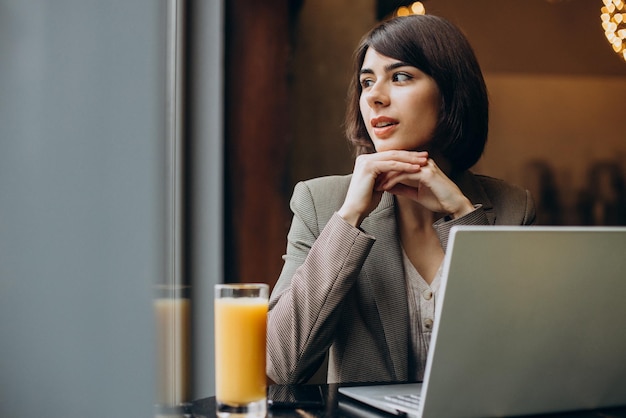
214,296,268,405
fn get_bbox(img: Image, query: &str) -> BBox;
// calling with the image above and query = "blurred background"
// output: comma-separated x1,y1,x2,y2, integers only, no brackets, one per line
226,0,626,292
1,0,625,416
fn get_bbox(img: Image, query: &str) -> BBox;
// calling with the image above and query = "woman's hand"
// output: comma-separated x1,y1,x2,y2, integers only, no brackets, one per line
378,157,474,219
338,150,428,227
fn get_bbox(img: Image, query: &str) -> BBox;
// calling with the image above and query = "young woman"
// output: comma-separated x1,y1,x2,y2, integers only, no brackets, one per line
267,14,536,385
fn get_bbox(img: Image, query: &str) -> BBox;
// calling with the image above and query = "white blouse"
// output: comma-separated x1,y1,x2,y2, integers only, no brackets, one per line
402,248,442,382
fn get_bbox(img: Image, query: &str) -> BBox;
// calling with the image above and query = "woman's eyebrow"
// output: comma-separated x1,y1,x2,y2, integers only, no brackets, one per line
385,61,412,72
359,61,413,76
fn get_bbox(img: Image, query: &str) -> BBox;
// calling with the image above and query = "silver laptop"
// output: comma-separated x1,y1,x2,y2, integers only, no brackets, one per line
339,226,626,418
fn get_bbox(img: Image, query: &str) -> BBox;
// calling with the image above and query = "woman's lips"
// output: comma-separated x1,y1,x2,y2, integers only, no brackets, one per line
371,116,398,138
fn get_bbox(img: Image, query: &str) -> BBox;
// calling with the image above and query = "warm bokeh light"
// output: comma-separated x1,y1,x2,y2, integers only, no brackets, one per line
411,2,426,15
396,6,410,17
395,2,426,17
601,0,626,62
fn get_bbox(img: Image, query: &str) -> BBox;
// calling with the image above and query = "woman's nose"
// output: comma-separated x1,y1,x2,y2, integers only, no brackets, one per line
365,82,389,108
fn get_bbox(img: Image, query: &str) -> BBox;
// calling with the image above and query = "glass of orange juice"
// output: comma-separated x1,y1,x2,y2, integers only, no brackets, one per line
214,283,269,417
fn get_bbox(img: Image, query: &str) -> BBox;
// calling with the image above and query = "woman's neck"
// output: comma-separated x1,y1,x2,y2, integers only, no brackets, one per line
395,195,440,231
395,196,444,284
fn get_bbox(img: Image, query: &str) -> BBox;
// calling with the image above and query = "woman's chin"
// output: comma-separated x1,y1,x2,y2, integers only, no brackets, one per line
373,139,432,153
374,144,424,153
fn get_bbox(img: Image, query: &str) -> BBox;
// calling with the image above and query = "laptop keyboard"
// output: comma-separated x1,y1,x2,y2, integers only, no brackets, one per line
384,394,422,409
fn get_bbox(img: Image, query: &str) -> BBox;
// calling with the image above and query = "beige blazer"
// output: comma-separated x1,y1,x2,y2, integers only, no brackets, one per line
267,171,536,384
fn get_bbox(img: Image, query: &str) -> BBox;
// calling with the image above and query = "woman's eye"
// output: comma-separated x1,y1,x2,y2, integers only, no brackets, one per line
360,78,374,89
393,73,412,82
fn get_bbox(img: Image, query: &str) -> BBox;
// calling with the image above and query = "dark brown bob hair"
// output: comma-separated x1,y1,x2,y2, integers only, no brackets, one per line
345,14,489,172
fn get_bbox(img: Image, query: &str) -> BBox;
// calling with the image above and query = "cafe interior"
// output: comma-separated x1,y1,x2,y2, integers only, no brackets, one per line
2,0,626,417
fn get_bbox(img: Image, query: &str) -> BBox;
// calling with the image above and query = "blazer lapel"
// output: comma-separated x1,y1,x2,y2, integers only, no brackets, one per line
359,192,409,381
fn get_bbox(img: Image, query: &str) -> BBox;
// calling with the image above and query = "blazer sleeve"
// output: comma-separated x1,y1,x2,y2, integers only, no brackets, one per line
433,184,537,250
267,181,375,384
432,205,490,250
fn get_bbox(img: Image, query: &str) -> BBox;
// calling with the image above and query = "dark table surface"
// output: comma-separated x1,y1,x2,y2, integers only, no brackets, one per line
187,383,626,418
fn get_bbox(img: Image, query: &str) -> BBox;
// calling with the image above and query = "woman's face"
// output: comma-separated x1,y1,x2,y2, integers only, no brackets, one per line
359,48,441,153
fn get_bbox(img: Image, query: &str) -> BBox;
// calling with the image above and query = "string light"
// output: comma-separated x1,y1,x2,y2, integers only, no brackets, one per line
602,0,626,62
395,2,426,17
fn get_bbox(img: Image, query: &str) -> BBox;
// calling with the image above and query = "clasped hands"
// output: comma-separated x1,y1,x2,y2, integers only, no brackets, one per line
338,150,475,227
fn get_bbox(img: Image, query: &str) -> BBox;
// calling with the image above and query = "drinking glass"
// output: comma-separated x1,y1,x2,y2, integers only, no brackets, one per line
154,284,191,410
214,283,269,417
